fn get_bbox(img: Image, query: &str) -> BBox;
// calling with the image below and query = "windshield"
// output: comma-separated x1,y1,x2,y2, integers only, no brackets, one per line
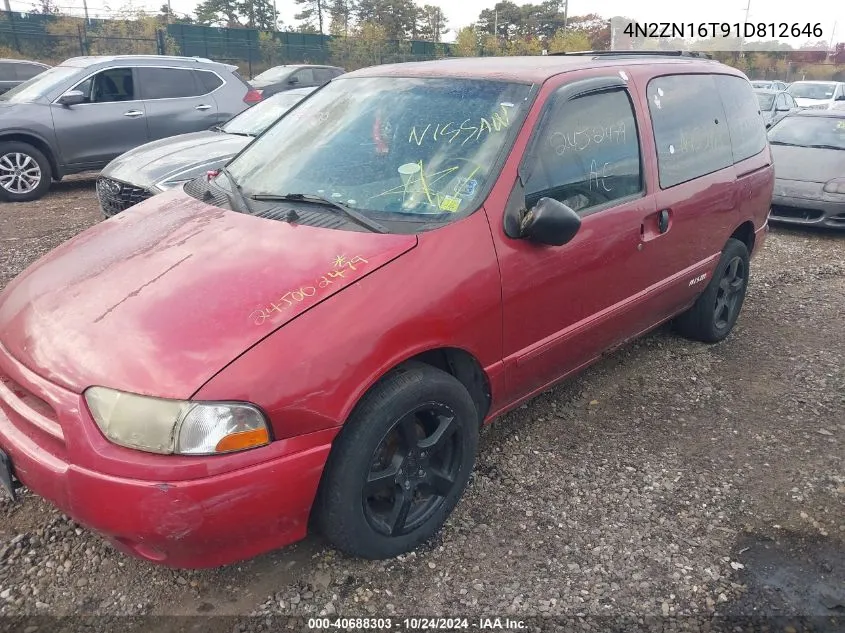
751,81,771,89
224,76,533,222
769,116,845,150
0,65,79,103
252,66,294,83
222,91,311,136
788,82,837,100
756,93,775,110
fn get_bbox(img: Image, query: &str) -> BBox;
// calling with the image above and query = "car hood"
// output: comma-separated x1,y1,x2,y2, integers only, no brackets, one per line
102,131,251,189
0,191,417,398
771,145,845,183
793,97,831,108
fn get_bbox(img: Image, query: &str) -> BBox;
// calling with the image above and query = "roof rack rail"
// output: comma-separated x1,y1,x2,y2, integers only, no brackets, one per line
549,50,713,59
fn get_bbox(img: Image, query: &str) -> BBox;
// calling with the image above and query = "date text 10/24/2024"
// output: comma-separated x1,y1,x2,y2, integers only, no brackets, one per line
307,617,527,630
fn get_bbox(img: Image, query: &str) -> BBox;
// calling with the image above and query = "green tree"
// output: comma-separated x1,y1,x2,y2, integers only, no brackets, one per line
329,20,387,69
454,25,479,56
417,4,447,42
564,13,609,49
295,0,325,34
547,29,589,53
328,0,355,36
195,0,242,26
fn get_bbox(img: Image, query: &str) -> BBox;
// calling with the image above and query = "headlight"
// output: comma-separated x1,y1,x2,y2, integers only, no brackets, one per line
84,387,271,455
823,178,845,195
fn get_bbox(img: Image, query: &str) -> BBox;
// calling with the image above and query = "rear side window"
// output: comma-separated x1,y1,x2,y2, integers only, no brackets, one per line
647,74,733,189
525,89,643,213
714,75,767,163
0,62,15,81
196,70,223,93
313,68,333,84
138,67,201,99
294,69,314,84
15,63,45,80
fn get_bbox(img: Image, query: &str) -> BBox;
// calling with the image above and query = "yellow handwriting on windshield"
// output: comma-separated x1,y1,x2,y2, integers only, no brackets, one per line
409,103,514,147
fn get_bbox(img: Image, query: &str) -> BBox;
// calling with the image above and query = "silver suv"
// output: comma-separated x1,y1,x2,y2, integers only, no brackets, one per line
0,55,258,202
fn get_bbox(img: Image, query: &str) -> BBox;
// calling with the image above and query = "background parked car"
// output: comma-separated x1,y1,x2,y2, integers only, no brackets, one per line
96,86,316,216
754,89,799,128
248,64,343,98
750,79,788,91
0,59,50,95
787,80,845,110
0,54,261,203
768,110,845,229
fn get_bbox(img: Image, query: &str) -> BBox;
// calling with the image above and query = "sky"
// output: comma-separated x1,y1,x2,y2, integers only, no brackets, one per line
8,0,845,46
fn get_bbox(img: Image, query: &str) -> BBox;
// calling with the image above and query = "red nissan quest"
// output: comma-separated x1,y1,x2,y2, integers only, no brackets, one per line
0,52,772,568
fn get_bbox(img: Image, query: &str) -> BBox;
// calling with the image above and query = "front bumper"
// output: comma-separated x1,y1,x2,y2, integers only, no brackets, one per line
96,177,155,217
0,341,332,568
770,195,845,229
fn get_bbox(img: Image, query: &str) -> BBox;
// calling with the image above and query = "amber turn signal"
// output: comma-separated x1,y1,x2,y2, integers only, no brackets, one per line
215,427,270,453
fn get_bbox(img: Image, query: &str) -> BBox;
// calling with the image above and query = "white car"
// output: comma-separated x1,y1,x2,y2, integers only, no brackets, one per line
787,80,845,110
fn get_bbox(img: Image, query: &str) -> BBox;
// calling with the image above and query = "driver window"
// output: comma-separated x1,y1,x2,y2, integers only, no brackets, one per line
775,94,787,110
74,67,135,104
524,89,642,213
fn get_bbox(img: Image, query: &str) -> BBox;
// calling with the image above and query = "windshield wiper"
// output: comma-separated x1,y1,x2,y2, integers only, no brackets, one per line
218,167,252,213
209,124,223,132
769,140,802,146
249,192,388,233
806,144,843,151
223,130,255,138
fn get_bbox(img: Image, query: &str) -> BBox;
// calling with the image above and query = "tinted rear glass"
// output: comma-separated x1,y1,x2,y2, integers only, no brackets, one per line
647,74,733,188
196,70,223,93
15,63,46,80
138,67,201,99
715,75,767,163
0,62,17,81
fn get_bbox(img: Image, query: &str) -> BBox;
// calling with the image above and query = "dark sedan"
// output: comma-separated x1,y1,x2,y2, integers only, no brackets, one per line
249,64,343,98
96,87,316,216
768,110,845,229
0,59,50,95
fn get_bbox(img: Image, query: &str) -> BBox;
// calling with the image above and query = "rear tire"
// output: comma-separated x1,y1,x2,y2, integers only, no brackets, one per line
674,238,750,343
315,362,479,559
0,142,52,203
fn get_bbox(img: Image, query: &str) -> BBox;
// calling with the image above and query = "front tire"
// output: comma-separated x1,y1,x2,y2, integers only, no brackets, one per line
674,238,750,343
0,142,52,202
316,362,479,559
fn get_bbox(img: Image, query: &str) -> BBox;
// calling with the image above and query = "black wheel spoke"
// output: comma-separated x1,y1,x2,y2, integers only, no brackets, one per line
427,468,456,497
418,414,456,455
364,459,401,496
388,487,414,535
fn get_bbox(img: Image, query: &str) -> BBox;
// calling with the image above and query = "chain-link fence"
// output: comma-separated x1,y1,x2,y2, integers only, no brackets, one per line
0,11,453,78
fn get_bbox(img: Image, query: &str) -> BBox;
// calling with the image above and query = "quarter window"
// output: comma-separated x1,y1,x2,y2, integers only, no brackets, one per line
647,74,733,189
293,69,314,85
524,89,642,213
714,75,767,163
195,70,223,93
313,68,333,84
138,67,202,99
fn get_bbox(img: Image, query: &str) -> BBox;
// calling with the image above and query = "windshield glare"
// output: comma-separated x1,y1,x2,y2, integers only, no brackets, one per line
788,82,837,100
0,65,79,102
756,93,775,110
224,76,533,221
769,116,845,150
222,92,309,135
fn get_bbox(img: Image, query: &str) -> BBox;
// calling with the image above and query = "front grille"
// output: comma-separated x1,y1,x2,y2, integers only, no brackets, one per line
96,177,153,216
769,205,823,221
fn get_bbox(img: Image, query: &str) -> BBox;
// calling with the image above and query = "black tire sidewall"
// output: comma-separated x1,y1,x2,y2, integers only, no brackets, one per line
0,142,52,203
317,363,479,559
697,238,750,342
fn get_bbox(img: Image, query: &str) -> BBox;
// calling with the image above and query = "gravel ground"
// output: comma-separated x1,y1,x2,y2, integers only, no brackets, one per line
0,180,843,632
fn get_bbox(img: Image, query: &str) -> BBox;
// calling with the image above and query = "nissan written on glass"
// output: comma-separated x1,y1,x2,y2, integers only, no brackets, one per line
198,77,534,232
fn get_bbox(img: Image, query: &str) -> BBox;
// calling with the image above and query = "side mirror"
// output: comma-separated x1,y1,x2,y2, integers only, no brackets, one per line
57,90,85,106
519,197,581,246
836,94,845,101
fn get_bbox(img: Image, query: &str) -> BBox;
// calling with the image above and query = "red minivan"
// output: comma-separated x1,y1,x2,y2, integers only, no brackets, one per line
0,52,772,568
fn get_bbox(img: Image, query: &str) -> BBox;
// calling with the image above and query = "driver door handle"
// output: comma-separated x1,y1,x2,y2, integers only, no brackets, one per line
195,104,212,111
123,110,144,117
